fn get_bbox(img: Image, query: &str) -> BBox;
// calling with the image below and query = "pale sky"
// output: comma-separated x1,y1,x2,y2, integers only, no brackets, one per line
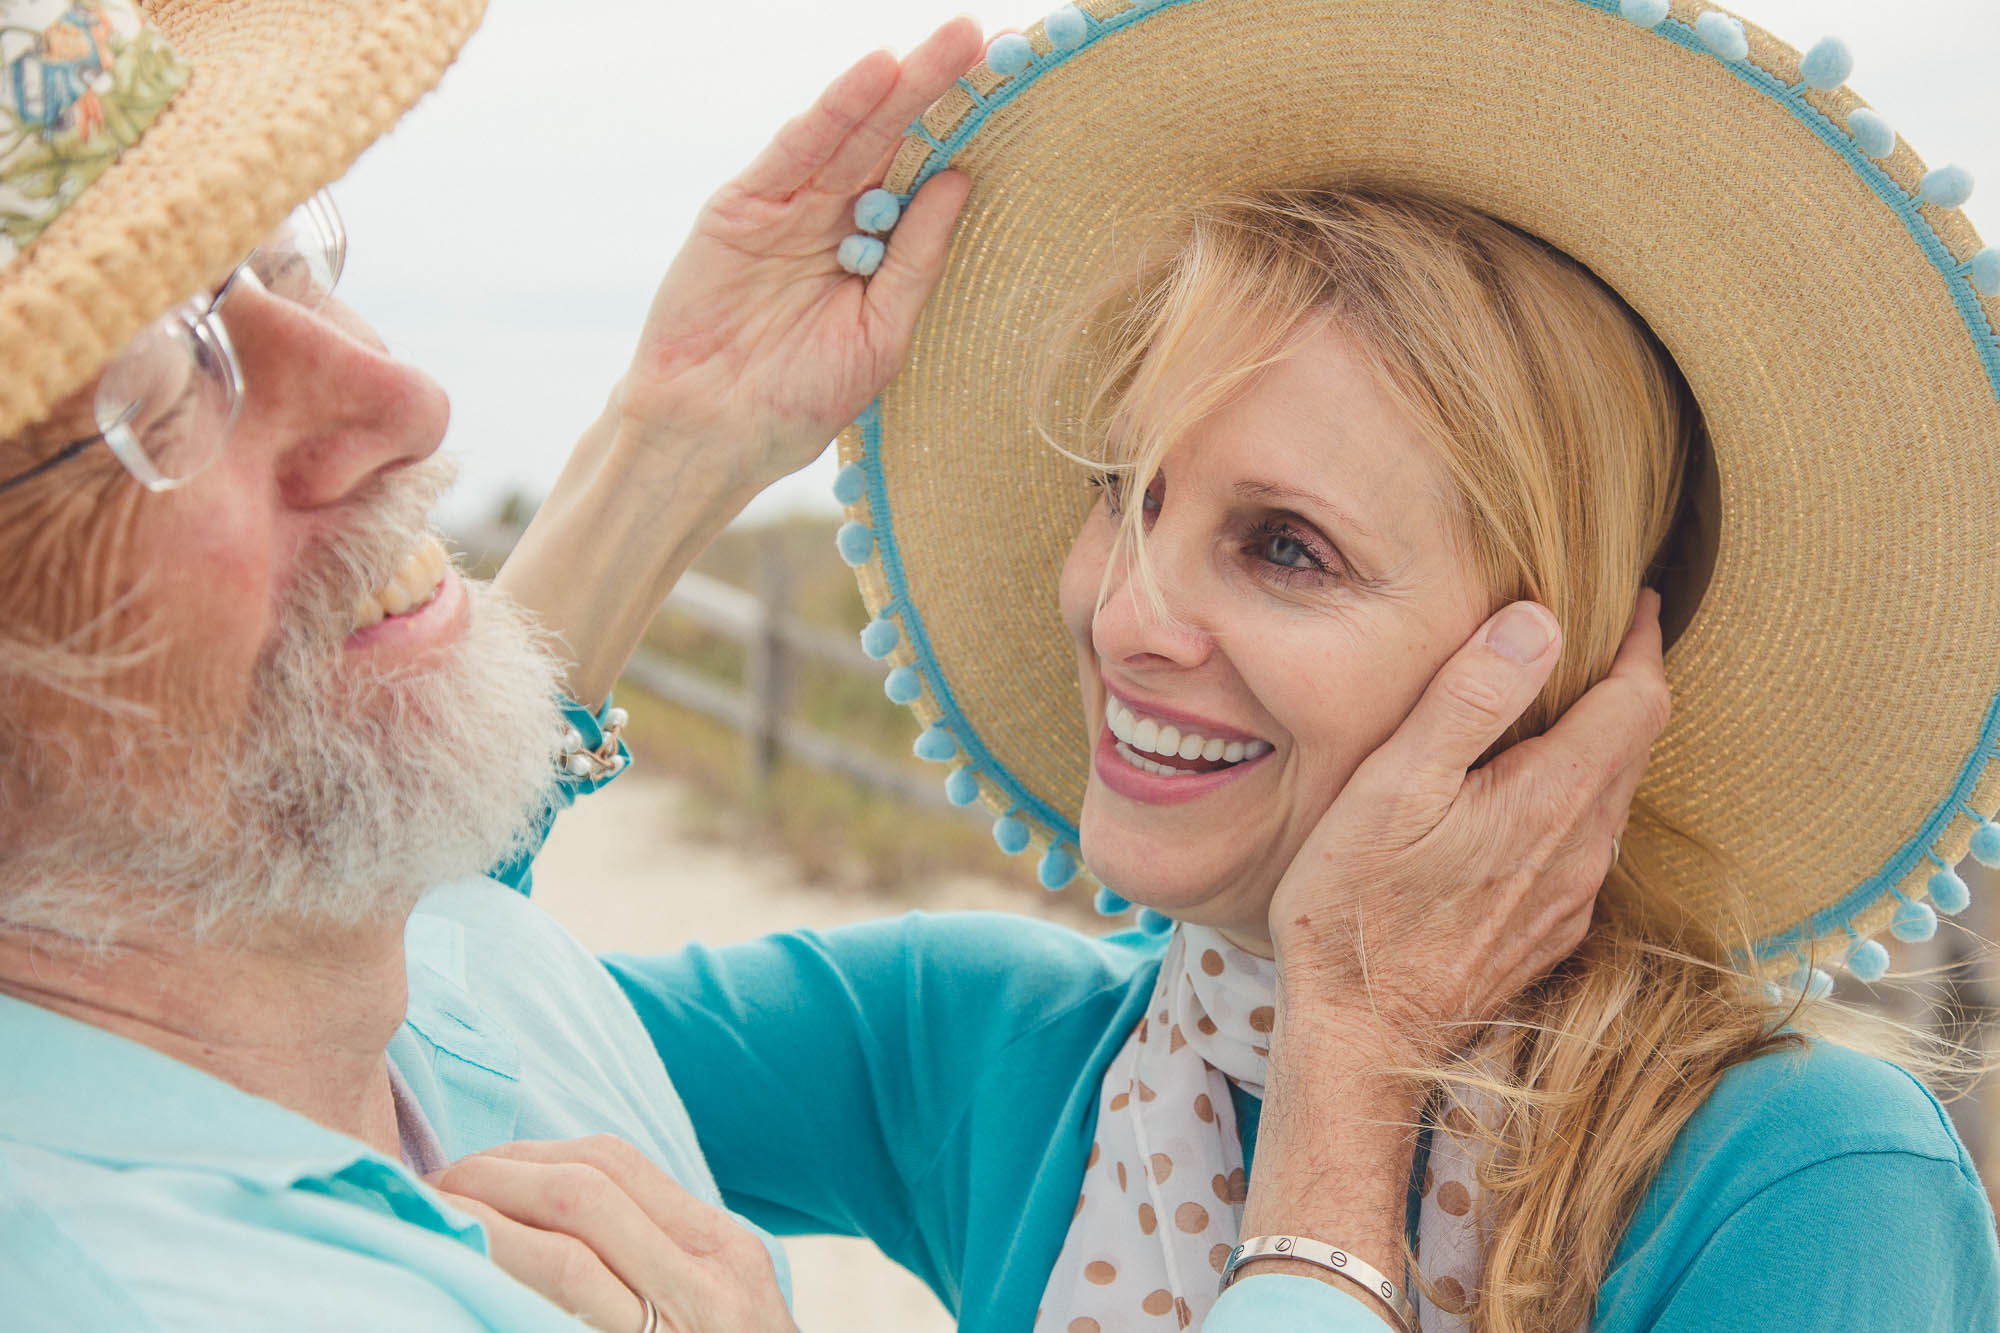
332,0,2000,530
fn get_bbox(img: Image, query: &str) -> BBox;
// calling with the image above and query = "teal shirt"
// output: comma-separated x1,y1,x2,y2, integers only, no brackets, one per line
606,911,2000,1331
0,698,792,1333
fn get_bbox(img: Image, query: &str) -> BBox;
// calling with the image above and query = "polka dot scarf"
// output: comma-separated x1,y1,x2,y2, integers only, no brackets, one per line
1034,924,1496,1332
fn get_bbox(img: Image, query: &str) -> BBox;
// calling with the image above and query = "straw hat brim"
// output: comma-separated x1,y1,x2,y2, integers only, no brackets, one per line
837,0,2000,971
0,0,487,441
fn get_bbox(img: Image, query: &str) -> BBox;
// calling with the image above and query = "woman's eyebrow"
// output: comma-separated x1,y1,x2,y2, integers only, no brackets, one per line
1232,479,1387,545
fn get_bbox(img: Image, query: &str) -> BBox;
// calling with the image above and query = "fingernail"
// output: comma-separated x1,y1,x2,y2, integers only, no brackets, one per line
1487,604,1554,664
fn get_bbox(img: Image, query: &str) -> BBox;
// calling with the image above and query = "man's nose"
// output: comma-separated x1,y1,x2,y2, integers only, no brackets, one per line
223,284,449,510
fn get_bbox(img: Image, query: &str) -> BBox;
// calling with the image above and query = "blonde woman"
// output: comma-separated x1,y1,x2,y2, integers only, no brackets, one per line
501,3,2000,1331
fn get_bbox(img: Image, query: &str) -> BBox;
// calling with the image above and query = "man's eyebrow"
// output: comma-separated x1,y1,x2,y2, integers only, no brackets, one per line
1232,479,1387,545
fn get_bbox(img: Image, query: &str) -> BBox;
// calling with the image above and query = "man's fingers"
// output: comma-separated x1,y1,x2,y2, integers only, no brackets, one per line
1350,601,1561,815
476,1135,735,1252
432,1186,646,1333
864,169,971,348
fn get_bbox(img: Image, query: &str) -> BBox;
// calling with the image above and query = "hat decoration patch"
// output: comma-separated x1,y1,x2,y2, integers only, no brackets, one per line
0,0,186,264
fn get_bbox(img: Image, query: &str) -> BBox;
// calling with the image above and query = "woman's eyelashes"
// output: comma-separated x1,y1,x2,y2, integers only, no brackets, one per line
1246,516,1339,582
1093,470,1161,522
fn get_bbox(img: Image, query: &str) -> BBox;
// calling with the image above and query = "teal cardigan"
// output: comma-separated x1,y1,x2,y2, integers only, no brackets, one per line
604,911,2000,1330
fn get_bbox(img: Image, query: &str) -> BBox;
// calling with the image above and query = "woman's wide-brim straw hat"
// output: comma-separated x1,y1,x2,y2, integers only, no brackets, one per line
835,0,2000,985
0,0,485,442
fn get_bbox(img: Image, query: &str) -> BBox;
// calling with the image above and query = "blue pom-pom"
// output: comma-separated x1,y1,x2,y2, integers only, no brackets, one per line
1971,249,2000,298
1892,899,1938,942
1093,886,1130,916
837,234,886,277
883,665,922,705
1617,0,1669,27
832,461,867,507
1919,165,1975,210
1929,867,1972,915
853,189,902,235
1792,966,1835,1002
1846,938,1890,983
1799,37,1853,90
1044,4,1087,51
836,520,875,567
1136,908,1175,936
1848,108,1896,160
944,765,980,807
860,617,900,659
1969,820,2000,867
914,723,958,763
1694,12,1748,61
987,33,1033,76
1760,979,1784,1006
1039,846,1079,890
993,814,1030,854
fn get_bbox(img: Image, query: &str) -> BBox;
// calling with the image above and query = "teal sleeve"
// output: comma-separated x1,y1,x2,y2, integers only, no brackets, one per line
603,913,1159,1323
1208,1274,1394,1330
1630,1150,1998,1331
485,695,629,896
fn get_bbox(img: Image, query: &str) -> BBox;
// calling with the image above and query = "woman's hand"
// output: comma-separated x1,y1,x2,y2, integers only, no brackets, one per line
427,1135,794,1333
613,16,984,490
496,18,985,705
1267,589,1670,1056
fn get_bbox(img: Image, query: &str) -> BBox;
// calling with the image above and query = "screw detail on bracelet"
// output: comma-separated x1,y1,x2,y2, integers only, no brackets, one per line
1220,1234,1417,1333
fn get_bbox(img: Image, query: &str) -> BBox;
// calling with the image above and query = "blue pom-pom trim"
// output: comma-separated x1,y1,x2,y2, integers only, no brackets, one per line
1930,867,1972,915
1892,899,1939,943
986,33,1033,77
860,617,900,659
853,188,902,235
993,814,1030,854
883,665,923,705
1039,846,1079,890
1846,938,1890,983
1799,37,1852,91
836,234,886,277
1970,819,2000,867
836,520,875,567
944,765,981,807
1971,249,2000,299
1136,908,1175,936
1794,966,1835,1002
1847,108,1896,160
1919,165,1975,210
832,461,867,507
1045,5,1087,52
1616,0,1668,28
1694,12,1748,62
914,723,958,763
1093,886,1130,916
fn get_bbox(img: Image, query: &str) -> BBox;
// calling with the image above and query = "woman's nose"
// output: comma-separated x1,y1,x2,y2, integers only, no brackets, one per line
223,284,450,510
1091,524,1214,670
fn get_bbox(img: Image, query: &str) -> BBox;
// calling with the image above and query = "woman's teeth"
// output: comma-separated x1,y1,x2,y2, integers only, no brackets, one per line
351,535,449,630
1105,696,1271,773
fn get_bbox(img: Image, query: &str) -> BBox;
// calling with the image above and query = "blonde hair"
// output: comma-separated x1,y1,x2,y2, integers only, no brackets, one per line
1045,189,1955,1329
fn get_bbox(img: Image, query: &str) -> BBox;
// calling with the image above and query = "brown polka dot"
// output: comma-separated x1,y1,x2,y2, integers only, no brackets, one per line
1176,1297,1193,1328
1211,1168,1247,1205
1210,1243,1232,1274
1194,1093,1214,1123
1138,1202,1157,1234
1085,1260,1118,1285
1069,1320,1101,1333
1248,1005,1275,1034
1117,1161,1128,1191
1437,1180,1472,1217
1074,1194,1084,1219
1142,1289,1174,1316
1421,1166,1435,1197
1196,1016,1217,1036
1150,1152,1174,1182
1201,949,1225,976
1443,1104,1478,1138
1175,1201,1210,1233
1088,1142,1100,1168
1169,1024,1187,1053
1137,1080,1157,1102
1157,1008,1169,1024
1136,1018,1150,1043
1432,1276,1470,1314
1110,1091,1130,1111
1251,1046,1269,1059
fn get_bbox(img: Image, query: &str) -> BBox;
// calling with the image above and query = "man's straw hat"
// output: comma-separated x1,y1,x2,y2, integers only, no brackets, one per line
0,0,485,442
835,0,2000,986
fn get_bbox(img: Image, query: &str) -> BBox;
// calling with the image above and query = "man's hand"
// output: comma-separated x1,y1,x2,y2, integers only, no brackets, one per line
1268,589,1670,1056
427,1135,794,1333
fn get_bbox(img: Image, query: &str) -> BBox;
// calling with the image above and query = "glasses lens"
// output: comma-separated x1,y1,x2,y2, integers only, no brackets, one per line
246,189,345,309
94,299,243,492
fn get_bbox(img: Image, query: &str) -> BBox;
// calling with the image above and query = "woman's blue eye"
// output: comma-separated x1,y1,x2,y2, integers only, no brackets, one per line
1261,528,1316,569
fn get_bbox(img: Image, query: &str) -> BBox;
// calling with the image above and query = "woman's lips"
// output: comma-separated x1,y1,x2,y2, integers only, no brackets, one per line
1091,722,1273,806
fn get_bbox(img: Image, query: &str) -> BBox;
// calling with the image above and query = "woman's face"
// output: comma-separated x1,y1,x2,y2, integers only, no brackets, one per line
1058,324,1493,946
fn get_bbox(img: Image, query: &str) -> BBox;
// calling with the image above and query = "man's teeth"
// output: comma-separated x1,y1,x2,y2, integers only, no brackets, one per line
1105,697,1271,767
351,535,449,630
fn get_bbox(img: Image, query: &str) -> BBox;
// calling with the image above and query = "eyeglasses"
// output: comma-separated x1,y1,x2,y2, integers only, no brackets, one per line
0,190,347,497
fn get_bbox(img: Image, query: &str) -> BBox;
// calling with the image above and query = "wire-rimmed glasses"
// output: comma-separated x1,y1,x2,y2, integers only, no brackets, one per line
0,189,347,496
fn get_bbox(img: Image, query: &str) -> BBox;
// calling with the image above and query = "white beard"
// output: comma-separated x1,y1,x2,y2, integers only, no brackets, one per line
0,457,565,948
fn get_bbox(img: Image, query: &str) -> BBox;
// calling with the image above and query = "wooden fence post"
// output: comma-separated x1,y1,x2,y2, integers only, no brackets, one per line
744,547,790,795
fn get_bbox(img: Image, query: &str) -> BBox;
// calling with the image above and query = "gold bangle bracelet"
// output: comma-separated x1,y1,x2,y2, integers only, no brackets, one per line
1219,1235,1418,1333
